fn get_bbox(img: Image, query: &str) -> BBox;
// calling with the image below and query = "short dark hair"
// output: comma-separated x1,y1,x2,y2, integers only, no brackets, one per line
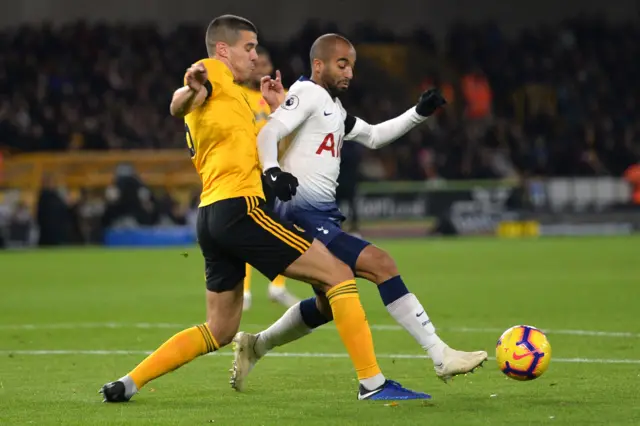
205,15,258,56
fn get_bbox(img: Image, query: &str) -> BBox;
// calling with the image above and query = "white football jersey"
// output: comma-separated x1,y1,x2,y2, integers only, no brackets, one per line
269,77,350,210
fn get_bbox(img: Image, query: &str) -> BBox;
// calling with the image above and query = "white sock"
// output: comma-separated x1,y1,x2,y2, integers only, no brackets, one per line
386,293,447,366
254,302,312,358
360,373,386,391
119,374,138,399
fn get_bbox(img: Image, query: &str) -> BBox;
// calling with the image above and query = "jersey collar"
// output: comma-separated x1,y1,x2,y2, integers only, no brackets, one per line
206,58,234,81
297,75,315,84
298,75,340,100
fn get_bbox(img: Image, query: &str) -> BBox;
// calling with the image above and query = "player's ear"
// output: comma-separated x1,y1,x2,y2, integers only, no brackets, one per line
312,58,322,73
215,42,229,58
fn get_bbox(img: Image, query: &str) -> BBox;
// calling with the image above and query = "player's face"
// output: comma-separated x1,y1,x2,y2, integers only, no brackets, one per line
250,53,273,86
228,30,258,83
321,43,356,96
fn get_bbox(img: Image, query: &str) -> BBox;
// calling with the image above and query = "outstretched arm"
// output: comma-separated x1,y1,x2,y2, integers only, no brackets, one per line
345,107,426,150
346,88,446,149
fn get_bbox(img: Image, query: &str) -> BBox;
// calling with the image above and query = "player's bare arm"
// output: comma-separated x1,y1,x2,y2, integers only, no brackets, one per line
170,63,211,118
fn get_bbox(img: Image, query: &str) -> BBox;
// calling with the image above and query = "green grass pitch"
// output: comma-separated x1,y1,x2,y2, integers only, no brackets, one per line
1,236,639,425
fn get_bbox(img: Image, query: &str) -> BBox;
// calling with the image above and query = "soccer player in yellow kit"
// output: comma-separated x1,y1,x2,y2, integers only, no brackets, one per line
99,14,431,402
239,46,299,311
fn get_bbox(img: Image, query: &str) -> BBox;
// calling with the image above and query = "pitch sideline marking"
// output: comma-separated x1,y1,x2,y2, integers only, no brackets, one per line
0,350,639,364
0,322,639,338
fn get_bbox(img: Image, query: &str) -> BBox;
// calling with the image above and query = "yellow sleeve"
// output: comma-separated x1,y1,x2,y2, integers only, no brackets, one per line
183,59,220,98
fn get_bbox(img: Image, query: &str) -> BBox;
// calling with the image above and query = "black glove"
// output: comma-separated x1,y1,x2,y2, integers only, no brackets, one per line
415,88,447,117
264,167,298,202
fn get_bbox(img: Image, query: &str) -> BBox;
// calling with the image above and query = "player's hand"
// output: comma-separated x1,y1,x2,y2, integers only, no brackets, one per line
261,70,286,111
185,63,208,92
415,88,447,117
264,167,298,201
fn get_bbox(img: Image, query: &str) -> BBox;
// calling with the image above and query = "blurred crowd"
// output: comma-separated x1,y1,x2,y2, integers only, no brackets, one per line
0,17,639,181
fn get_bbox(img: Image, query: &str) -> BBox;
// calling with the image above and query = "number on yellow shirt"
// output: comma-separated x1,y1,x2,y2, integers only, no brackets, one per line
185,123,196,158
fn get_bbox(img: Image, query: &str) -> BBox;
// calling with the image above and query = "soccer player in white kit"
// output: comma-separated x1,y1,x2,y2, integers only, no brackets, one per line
231,34,488,394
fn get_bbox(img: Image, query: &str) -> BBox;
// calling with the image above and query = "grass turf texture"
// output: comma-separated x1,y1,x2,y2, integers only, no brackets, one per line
1,236,639,425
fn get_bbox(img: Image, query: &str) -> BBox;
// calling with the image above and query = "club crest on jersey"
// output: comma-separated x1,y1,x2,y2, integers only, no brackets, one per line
282,95,299,110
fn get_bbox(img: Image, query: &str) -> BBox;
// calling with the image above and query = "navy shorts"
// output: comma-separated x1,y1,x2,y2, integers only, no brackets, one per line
277,202,370,273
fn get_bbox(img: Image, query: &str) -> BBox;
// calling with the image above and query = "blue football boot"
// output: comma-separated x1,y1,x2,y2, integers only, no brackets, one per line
358,380,431,401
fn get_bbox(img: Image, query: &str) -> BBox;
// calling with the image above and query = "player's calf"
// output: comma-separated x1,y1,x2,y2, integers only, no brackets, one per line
352,244,488,378
230,297,331,392
205,283,245,347
100,322,220,403
313,292,333,320
284,240,388,391
100,283,244,402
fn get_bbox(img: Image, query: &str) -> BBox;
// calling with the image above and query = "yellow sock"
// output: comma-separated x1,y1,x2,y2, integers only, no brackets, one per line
326,280,381,379
129,324,218,389
244,264,252,293
271,275,286,288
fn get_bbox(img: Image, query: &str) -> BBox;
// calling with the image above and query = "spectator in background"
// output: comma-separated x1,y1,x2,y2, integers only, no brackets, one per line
36,174,71,246
624,161,640,206
1,19,638,181
461,66,492,122
155,188,187,225
9,201,33,245
101,163,159,228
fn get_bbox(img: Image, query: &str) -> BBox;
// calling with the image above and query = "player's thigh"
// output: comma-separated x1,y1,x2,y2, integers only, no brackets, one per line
196,203,246,347
324,230,371,273
197,204,246,293
229,196,352,291
199,245,245,347
353,244,399,284
284,239,353,292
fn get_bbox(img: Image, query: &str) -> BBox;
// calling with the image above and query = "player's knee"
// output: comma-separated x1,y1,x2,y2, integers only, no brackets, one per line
366,246,399,284
205,319,235,348
306,240,355,292
323,255,354,289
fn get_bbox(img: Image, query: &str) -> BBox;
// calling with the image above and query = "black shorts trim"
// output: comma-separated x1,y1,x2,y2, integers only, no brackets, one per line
245,196,311,254
197,196,313,292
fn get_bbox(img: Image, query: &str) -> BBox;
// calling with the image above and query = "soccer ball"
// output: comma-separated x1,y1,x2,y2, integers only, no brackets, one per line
496,325,551,380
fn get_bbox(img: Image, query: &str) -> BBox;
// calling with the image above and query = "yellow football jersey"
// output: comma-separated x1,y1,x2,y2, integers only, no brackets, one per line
240,86,272,132
240,85,293,163
183,58,263,207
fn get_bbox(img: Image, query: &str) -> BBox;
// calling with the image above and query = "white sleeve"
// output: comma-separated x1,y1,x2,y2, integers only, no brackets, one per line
345,106,427,149
257,85,316,171
269,85,316,133
257,119,290,171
